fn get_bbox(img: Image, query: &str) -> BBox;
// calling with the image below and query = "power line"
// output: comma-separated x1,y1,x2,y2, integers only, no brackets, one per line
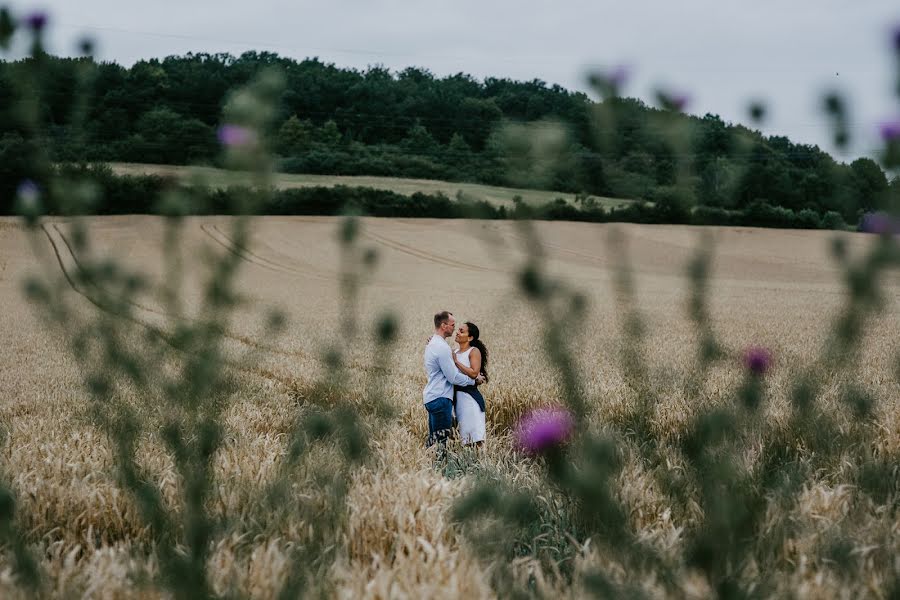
53,22,576,66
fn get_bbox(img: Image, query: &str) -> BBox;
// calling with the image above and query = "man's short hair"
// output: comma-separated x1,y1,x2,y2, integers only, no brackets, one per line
434,310,453,328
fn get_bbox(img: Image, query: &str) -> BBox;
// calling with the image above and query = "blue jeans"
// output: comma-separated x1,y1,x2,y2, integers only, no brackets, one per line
425,397,453,447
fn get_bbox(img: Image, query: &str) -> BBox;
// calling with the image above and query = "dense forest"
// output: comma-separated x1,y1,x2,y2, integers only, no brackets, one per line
1,51,896,225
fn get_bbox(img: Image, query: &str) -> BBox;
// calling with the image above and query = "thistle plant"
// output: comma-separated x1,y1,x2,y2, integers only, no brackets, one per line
450,23,900,600
0,476,40,593
11,57,287,597
1,11,397,598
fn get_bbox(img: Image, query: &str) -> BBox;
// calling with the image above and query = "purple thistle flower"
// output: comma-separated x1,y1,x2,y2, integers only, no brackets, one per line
607,65,630,89
656,89,690,113
514,407,574,454
879,120,900,142
670,93,690,112
892,24,900,51
588,65,629,97
17,179,39,201
217,124,257,148
16,179,42,220
743,346,772,377
859,211,900,235
24,11,47,32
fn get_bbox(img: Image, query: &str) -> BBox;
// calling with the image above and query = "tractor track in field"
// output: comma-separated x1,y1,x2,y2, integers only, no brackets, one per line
201,223,336,283
42,222,291,386
486,224,610,268
43,222,407,387
362,228,508,274
205,223,417,292
41,223,414,388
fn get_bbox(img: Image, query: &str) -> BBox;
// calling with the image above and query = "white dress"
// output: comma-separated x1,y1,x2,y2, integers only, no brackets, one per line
455,348,486,444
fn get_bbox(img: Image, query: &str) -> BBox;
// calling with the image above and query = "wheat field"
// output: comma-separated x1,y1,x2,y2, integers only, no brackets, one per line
0,215,898,598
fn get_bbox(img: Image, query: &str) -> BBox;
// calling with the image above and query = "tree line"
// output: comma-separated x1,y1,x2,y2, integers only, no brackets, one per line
23,163,865,232
1,51,896,224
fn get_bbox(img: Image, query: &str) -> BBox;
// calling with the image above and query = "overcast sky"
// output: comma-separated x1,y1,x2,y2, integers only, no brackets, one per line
5,1,900,163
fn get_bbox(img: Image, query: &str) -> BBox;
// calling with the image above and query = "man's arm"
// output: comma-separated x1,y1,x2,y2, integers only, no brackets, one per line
437,344,475,386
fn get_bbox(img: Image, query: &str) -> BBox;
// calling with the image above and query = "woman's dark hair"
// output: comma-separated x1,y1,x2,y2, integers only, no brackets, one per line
465,321,488,383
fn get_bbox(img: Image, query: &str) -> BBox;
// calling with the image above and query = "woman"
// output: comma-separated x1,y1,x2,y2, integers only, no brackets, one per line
452,321,489,445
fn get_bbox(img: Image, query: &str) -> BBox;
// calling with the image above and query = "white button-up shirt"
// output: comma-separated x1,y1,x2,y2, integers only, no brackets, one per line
423,334,475,404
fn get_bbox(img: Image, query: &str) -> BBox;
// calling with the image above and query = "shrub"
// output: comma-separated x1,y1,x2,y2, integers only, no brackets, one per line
821,210,848,230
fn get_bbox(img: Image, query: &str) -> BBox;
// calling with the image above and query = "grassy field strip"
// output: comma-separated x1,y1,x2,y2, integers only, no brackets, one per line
108,162,633,209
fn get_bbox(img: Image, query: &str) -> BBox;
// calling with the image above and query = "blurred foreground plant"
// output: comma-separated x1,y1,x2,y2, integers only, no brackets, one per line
452,35,900,600
2,12,397,598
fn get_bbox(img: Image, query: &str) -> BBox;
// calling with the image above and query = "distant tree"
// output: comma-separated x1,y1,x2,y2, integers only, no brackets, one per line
129,107,215,164
447,132,474,173
736,143,798,209
402,123,439,156
577,152,610,196
455,97,503,150
276,116,315,156
315,119,343,148
849,157,889,212
694,114,733,206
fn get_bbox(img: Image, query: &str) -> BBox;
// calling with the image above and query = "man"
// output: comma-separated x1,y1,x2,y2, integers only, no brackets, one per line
423,310,483,448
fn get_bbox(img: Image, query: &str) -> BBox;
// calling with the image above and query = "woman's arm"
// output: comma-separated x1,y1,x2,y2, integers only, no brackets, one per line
453,348,481,379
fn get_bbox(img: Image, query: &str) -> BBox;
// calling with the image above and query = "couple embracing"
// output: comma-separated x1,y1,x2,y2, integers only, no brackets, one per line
422,310,490,448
